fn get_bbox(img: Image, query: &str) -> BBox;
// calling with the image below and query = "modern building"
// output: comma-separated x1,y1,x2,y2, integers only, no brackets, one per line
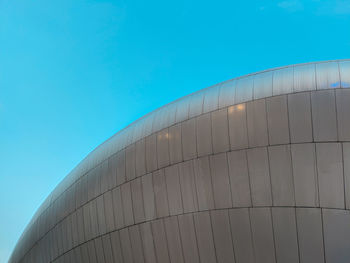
9,59,350,263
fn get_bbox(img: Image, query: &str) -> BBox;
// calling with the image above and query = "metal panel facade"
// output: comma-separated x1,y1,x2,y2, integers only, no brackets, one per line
9,59,350,263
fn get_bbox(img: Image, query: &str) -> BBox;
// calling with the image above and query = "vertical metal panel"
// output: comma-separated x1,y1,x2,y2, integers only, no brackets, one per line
227,150,252,207
152,108,167,133
228,103,248,150
272,208,299,263
153,169,170,217
291,143,319,207
94,237,106,263
211,210,236,263
103,191,115,233
89,199,99,238
81,174,89,205
323,209,350,262
189,92,204,118
266,95,290,145
288,92,313,143
110,231,123,263
316,62,340,89
151,219,170,263
293,63,316,92
212,108,230,154
146,134,158,173
61,217,68,253
193,156,215,210
210,153,232,209
157,128,170,168
100,159,109,194
140,222,157,263
311,90,338,141
247,147,272,206
129,225,145,263
250,208,276,263
165,165,183,216
247,99,268,147
196,113,213,157
102,235,114,263
75,178,83,209
165,102,177,128
120,228,134,263
296,208,324,263
116,149,126,186
169,123,183,164
87,240,98,263
107,154,117,190
178,214,200,263
229,208,255,263
203,85,220,113
268,145,295,206
81,242,91,263
111,187,124,229
175,96,190,123
339,61,350,88
273,67,293,95
164,216,185,263
74,246,83,263
126,144,136,181
178,160,199,213
83,204,92,241
253,71,273,99
121,182,135,226
218,80,236,108
181,118,197,161
142,173,156,221
316,143,344,209
96,195,107,235
343,143,350,209
235,76,253,103
76,207,85,244
336,89,350,141
135,138,146,177
131,177,146,224
88,169,97,201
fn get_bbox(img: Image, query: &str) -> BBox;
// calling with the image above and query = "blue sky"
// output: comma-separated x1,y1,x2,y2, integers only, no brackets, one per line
0,0,349,262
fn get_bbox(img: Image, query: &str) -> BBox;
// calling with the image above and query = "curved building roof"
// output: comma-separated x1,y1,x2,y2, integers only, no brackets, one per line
9,59,350,263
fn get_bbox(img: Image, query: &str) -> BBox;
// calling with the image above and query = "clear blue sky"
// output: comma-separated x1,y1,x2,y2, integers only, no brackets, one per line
0,0,349,262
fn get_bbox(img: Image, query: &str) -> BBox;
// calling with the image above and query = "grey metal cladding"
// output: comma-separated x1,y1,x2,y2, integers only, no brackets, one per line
247,147,272,206
196,113,213,157
229,208,254,263
228,103,248,150
316,143,344,209
211,210,235,263
287,92,313,143
178,213,200,263
296,208,324,263
11,59,350,263
323,209,350,263
271,207,299,263
247,99,268,147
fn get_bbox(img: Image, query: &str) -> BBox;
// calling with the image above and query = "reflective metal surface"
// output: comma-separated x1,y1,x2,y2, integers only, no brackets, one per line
9,59,350,263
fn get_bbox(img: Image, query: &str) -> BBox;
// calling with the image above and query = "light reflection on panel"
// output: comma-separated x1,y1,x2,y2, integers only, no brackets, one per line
235,76,253,103
316,62,340,90
253,71,273,99
189,92,204,118
273,67,293,95
203,85,220,113
339,61,350,88
218,79,236,108
293,63,316,92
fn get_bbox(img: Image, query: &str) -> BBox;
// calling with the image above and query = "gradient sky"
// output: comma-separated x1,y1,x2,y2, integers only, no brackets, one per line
0,0,349,262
